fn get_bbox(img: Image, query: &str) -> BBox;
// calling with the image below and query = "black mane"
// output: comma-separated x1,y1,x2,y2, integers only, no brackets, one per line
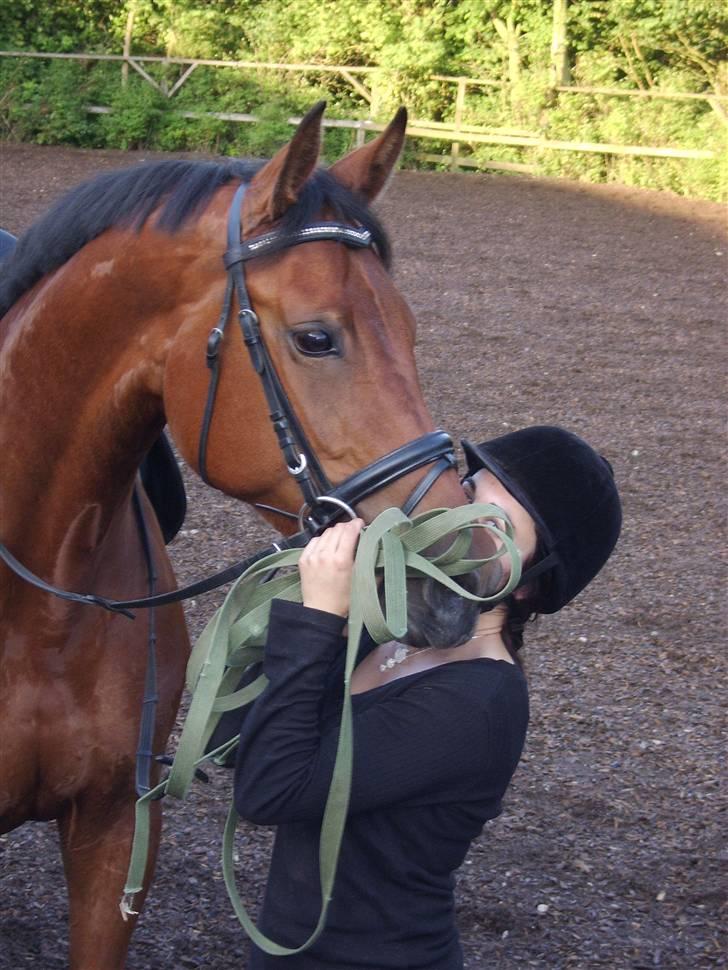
0,157,391,318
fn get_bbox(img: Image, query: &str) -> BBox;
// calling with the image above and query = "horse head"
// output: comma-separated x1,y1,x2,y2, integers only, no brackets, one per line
156,104,501,610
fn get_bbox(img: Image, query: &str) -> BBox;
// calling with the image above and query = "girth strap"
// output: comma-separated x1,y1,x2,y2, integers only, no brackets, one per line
130,486,159,797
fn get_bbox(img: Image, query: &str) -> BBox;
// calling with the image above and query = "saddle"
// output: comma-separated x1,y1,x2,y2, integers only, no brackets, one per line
139,433,187,545
0,228,17,262
1,227,186,544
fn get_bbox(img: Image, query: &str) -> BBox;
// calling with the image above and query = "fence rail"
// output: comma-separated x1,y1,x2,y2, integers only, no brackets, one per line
1,49,722,172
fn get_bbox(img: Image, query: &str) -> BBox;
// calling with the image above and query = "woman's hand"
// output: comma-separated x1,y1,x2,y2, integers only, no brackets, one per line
299,519,364,617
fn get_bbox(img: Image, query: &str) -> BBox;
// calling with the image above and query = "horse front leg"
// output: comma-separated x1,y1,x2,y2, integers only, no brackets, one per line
57,793,162,970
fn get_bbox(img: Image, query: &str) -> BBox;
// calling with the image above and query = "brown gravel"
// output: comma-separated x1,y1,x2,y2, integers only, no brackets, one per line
0,142,726,969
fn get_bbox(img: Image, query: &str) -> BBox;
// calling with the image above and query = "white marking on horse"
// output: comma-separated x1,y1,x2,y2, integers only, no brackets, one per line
90,259,116,278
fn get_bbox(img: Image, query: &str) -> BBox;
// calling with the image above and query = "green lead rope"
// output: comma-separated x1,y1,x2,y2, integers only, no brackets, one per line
120,503,522,954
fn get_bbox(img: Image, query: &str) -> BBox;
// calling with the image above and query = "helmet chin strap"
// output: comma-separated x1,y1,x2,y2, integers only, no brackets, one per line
517,552,559,589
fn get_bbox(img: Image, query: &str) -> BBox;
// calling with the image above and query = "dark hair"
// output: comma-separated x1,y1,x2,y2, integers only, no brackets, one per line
500,537,552,662
0,161,391,318
501,596,537,658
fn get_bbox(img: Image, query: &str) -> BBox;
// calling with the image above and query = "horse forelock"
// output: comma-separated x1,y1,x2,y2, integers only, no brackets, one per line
0,159,391,319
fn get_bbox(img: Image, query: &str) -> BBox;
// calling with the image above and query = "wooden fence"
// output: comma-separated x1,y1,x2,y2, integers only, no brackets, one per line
1,49,724,174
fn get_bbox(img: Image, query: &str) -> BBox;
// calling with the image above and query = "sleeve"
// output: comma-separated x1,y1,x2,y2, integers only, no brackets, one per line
234,599,493,825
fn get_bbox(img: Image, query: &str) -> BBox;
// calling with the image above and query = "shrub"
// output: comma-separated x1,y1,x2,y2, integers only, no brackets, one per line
1,60,95,145
99,80,166,150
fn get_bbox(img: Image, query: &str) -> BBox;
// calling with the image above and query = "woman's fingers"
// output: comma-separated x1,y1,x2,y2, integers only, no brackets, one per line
303,519,364,559
298,519,365,617
337,518,364,557
298,534,318,565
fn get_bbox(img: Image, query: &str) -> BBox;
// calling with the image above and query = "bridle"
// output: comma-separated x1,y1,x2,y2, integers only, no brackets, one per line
0,181,461,796
0,180,458,616
199,182,456,533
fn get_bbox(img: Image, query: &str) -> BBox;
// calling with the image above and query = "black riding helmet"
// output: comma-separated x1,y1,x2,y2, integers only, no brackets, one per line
461,426,622,614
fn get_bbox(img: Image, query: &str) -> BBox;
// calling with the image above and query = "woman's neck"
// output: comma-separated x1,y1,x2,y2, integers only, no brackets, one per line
460,605,514,663
470,604,508,639
352,604,514,694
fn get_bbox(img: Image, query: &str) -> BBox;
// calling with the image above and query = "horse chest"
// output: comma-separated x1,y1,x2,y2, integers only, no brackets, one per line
0,651,133,825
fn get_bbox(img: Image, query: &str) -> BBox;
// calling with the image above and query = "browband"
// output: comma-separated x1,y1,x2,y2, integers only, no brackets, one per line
224,224,373,268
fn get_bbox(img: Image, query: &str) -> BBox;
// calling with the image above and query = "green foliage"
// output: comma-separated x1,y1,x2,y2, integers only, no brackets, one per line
0,59,97,144
0,0,115,52
97,79,164,150
1,0,726,199
231,101,292,157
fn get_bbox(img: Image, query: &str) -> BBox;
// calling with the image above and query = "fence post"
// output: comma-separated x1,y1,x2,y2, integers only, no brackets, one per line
122,3,136,88
550,0,570,87
451,77,467,171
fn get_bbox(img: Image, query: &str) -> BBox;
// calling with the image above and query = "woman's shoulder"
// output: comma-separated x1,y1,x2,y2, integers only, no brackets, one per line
424,656,527,703
354,656,527,708
351,659,529,773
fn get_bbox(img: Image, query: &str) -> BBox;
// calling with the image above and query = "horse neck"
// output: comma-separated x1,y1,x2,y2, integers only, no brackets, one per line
0,232,181,574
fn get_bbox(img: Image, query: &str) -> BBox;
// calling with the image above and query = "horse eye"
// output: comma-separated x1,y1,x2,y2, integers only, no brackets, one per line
293,328,336,357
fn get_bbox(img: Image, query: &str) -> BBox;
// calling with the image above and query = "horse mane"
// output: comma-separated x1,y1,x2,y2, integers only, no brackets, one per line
0,157,391,318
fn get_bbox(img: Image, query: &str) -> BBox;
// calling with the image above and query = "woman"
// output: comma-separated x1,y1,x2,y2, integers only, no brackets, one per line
231,425,622,969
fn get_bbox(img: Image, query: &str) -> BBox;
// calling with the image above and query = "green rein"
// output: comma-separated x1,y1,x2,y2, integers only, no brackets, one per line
120,503,522,955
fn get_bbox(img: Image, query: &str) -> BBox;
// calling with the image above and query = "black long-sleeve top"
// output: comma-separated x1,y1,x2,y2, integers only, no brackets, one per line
233,599,529,970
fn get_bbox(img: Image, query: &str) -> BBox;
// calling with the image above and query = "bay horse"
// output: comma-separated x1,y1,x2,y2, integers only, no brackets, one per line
0,104,493,968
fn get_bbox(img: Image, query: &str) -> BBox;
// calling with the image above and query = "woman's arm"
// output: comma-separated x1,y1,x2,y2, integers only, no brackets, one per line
233,522,521,824
233,599,507,823
207,520,362,757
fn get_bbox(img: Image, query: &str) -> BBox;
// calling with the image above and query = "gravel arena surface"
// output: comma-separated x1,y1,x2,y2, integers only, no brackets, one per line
0,142,726,969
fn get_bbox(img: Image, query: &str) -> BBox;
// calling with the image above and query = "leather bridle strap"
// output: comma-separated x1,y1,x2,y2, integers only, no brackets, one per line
402,455,455,515
323,431,456,518
0,433,456,615
197,275,235,485
198,182,373,503
0,518,304,615
0,538,137,618
198,181,460,534
224,186,373,504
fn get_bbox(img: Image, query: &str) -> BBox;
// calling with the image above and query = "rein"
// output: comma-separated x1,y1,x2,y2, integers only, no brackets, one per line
120,503,523,953
0,432,455,615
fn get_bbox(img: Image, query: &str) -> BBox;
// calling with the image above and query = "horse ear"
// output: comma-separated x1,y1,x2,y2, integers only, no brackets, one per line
328,107,408,202
243,101,326,232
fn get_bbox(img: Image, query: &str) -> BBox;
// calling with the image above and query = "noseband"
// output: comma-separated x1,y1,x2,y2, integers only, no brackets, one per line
198,182,456,532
